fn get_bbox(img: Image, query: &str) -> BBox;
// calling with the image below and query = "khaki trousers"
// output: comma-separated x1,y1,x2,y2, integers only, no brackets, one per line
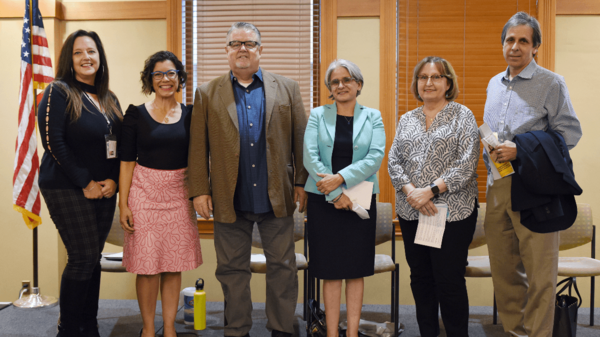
214,211,298,336
484,176,559,337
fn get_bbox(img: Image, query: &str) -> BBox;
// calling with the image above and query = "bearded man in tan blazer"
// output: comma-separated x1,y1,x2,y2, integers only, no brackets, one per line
188,22,308,337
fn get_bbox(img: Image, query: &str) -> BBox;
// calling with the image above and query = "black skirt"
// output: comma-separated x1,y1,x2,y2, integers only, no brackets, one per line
307,192,377,279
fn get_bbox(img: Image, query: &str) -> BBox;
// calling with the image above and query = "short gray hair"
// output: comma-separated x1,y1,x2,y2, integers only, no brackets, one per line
501,12,541,49
324,59,364,100
226,22,262,44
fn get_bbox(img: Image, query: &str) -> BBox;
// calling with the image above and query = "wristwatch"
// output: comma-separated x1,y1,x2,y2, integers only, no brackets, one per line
429,183,440,196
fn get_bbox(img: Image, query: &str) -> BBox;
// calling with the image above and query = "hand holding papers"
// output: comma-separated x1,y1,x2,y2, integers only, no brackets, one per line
352,203,370,219
414,204,448,249
479,123,515,180
342,181,374,210
341,181,374,219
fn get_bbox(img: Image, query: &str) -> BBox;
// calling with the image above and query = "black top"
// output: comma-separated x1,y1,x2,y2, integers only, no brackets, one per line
38,82,122,189
121,103,192,170
332,115,354,174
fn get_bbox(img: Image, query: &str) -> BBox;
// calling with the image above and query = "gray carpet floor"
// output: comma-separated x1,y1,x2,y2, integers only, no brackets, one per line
0,300,599,337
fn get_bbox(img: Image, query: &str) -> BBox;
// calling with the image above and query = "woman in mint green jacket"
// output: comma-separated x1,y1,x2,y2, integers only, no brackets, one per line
303,59,385,337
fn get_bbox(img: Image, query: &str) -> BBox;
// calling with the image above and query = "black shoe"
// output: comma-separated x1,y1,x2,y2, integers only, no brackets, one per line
56,323,79,337
80,320,100,337
225,334,250,337
272,330,292,337
58,277,90,337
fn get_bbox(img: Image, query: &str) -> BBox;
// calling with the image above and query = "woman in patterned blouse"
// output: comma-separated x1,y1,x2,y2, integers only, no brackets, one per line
388,56,480,337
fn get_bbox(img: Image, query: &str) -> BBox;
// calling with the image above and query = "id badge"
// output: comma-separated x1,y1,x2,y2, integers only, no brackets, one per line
105,134,117,159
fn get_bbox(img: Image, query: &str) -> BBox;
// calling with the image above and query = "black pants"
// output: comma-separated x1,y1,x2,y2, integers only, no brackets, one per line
399,204,477,337
41,188,116,335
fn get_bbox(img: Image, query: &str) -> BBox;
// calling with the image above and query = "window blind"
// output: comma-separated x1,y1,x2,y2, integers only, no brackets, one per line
397,0,537,203
182,0,318,116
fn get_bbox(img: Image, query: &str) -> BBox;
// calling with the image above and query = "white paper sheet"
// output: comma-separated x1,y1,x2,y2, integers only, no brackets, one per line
104,252,123,261
414,204,448,249
342,181,374,210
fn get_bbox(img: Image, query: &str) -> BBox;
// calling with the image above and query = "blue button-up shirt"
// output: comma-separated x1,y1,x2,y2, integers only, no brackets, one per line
483,59,582,186
231,68,272,214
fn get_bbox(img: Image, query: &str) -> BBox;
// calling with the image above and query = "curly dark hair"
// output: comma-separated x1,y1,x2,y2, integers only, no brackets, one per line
140,51,187,95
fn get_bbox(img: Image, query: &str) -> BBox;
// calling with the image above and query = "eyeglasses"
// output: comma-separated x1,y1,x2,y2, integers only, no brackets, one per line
227,40,261,50
417,75,447,83
151,69,179,80
330,77,355,87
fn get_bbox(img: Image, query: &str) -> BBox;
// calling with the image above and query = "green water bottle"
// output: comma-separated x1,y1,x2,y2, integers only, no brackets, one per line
194,278,206,330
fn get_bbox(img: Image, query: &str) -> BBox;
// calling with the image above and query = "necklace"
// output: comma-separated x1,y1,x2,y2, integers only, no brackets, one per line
152,102,178,123
424,102,449,124
338,114,353,125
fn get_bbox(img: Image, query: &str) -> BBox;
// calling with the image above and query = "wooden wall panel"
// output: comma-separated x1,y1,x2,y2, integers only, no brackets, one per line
0,0,58,18
0,0,167,20
379,0,397,215
537,0,556,72
557,0,600,15
166,0,182,102
61,1,166,21
338,0,380,17
320,0,338,105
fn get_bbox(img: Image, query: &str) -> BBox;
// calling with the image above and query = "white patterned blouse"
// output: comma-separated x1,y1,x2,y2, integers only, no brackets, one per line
388,101,480,222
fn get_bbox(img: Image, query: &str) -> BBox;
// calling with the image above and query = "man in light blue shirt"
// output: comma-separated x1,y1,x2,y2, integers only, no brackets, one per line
483,12,582,337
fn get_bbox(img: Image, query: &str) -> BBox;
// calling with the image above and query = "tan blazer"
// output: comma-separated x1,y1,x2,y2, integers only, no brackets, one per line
187,70,308,223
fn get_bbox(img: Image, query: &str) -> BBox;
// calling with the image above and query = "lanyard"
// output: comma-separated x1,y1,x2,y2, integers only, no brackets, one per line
83,92,112,135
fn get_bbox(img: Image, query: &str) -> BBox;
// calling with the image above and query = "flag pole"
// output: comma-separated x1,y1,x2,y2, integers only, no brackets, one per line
30,0,39,290
13,0,56,309
30,0,40,290
33,228,38,288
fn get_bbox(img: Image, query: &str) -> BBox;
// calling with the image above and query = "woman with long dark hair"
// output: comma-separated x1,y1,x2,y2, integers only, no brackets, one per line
38,30,122,337
119,51,202,337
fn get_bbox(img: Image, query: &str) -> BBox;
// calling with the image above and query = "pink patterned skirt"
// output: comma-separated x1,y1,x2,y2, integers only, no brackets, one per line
123,164,202,275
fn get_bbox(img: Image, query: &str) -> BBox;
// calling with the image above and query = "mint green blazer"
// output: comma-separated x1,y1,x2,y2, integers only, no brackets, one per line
303,103,386,201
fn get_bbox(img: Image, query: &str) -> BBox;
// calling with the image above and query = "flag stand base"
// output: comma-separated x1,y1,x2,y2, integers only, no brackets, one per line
13,287,57,309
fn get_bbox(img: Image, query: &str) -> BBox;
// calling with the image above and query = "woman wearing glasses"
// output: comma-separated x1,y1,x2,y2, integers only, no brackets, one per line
304,59,385,337
119,51,202,337
388,56,479,337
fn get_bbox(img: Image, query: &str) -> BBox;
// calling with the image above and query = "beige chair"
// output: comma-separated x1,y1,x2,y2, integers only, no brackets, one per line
100,206,127,272
464,203,498,324
371,202,400,337
306,202,400,337
249,207,308,273
467,203,600,326
557,203,600,326
465,203,491,277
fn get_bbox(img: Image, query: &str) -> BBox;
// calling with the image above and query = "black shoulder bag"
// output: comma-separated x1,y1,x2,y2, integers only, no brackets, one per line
552,277,582,337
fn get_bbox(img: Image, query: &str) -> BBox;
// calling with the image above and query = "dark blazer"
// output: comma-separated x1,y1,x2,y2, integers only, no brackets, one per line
511,129,582,233
187,69,308,223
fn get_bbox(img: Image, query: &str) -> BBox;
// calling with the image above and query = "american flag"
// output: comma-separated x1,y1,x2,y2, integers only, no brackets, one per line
13,0,53,229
